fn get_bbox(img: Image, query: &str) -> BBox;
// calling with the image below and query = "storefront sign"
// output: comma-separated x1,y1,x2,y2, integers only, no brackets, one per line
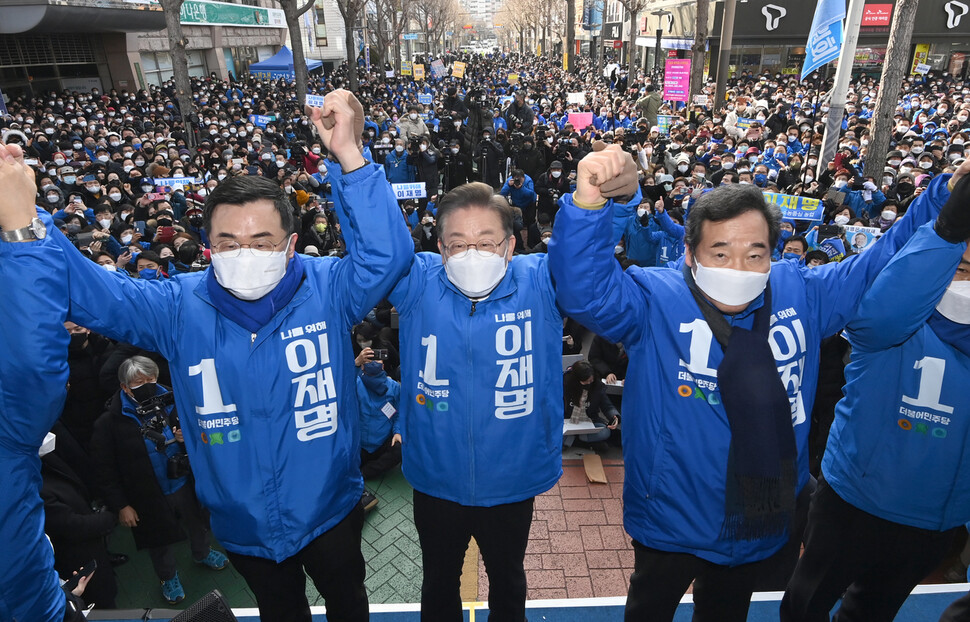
862,4,893,26
178,0,284,28
663,58,691,102
912,43,931,74
613,40,624,49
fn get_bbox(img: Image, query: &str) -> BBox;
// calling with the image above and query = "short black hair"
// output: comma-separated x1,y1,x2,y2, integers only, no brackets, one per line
435,182,514,240
684,184,781,254
202,175,296,235
784,235,808,254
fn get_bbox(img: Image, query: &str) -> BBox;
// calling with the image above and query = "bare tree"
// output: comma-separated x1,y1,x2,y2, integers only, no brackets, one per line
337,0,368,91
689,0,710,101
158,0,195,149
864,0,920,179
617,0,647,69
275,0,317,103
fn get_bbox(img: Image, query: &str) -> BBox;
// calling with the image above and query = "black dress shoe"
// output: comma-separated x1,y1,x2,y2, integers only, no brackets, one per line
108,552,129,567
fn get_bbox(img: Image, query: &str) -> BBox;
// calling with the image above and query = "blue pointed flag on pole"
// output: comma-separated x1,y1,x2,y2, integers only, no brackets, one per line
801,0,847,79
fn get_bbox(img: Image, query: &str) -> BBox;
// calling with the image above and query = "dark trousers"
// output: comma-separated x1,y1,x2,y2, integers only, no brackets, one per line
780,476,958,622
625,541,767,622
413,490,533,622
940,591,970,622
754,477,816,591
360,437,402,480
226,504,368,622
148,484,211,581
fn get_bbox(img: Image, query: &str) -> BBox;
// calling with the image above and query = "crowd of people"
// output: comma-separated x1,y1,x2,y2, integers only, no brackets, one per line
2,47,970,622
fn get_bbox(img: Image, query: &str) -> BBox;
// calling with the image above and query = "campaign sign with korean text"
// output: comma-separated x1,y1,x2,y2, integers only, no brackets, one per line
657,114,679,135
248,114,276,128
569,112,594,131
818,236,846,261
392,182,427,200
430,59,447,79
663,59,691,103
735,117,756,131
508,73,519,84
567,92,586,105
305,94,326,108
452,61,466,78
414,64,425,80
844,225,882,253
763,192,825,222
401,60,413,76
417,93,433,105
155,176,197,189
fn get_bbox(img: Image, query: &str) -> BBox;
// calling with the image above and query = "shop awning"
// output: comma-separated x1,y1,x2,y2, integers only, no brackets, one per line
248,46,323,80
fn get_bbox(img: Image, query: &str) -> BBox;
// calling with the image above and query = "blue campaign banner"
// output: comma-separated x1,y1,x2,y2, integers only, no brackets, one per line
0,88,8,117
392,182,426,200
403,33,419,40
248,114,277,128
819,236,846,261
417,94,433,105
763,192,824,222
844,225,882,253
735,117,755,131
802,0,845,79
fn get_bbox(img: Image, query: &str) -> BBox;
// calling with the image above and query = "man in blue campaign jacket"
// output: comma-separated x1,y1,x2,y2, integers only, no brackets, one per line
781,171,970,622
0,142,87,622
0,91,413,622
548,144,955,622
389,180,604,622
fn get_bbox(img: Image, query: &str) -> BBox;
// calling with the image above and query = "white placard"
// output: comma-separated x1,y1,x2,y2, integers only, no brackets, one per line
305,94,326,108
392,182,427,199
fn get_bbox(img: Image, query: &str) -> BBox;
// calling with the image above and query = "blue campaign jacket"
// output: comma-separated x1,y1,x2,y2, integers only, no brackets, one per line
823,223,970,531
623,215,661,267
12,163,413,562
500,175,538,208
548,176,949,566
356,374,401,453
0,234,71,622
389,253,564,507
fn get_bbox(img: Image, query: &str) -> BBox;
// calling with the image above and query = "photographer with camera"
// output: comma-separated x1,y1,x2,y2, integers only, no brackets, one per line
535,161,569,222
500,169,538,226
504,91,535,134
441,139,472,192
398,104,430,143
91,355,227,605
476,127,505,190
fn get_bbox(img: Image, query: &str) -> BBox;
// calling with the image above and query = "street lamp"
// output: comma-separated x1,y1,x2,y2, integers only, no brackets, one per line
651,9,671,76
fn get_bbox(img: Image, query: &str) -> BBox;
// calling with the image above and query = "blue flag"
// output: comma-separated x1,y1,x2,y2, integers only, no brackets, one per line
801,0,846,79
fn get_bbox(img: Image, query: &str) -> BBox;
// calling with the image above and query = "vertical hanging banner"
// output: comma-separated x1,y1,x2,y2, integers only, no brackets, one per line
911,43,930,75
663,59,691,102
801,0,846,79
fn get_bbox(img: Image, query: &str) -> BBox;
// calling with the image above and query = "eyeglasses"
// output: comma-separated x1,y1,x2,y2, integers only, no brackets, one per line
445,238,507,257
212,236,288,257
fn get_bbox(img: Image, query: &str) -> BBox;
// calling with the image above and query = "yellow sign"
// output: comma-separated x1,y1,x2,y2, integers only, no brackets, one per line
452,61,466,78
401,60,412,76
508,72,519,83
414,63,425,80
911,43,930,75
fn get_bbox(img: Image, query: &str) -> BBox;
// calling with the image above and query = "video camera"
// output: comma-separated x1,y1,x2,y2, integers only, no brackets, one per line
135,392,191,479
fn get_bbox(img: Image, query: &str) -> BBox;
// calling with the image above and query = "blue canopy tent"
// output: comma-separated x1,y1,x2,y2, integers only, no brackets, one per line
248,46,322,80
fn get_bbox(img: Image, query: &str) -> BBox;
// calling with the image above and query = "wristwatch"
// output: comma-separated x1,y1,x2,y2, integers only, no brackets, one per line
0,218,47,242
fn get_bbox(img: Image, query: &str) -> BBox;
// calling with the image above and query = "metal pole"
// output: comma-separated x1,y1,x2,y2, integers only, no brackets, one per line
817,0,866,178
713,0,735,108
654,27,662,75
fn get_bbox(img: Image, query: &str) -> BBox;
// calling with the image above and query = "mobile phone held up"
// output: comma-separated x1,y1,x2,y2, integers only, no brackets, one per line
62,559,97,593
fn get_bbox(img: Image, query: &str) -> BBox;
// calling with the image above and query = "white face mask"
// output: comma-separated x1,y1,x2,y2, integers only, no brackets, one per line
121,233,133,244
937,281,970,324
409,113,419,120
312,147,321,154
99,218,112,228
109,192,122,202
692,257,770,307
395,145,404,153
883,177,894,187
677,164,689,173
551,170,562,178
834,214,850,225
881,210,896,221
834,179,848,189
636,208,648,218
211,248,289,301
101,263,118,272
919,161,933,169
39,432,56,457
722,161,734,170
444,249,508,298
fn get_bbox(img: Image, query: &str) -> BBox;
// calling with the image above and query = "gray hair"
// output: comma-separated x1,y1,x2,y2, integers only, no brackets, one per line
118,355,159,386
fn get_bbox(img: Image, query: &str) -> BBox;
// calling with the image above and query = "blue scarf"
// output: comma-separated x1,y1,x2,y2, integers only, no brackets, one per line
928,310,970,358
205,253,305,334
